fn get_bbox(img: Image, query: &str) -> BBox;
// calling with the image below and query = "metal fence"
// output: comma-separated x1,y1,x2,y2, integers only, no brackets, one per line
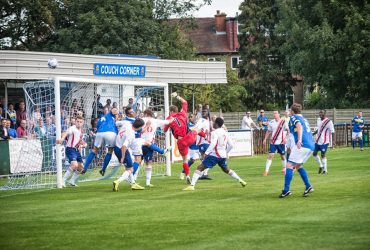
252,124,370,155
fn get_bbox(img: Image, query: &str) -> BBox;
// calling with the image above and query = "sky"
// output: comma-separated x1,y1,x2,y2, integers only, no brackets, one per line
193,0,244,17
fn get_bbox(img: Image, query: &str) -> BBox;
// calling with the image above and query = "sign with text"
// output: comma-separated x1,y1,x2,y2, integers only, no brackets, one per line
94,63,146,78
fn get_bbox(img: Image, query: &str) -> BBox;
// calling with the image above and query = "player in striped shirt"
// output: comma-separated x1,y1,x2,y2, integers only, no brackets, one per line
56,116,87,187
262,111,289,176
183,117,246,191
313,110,335,174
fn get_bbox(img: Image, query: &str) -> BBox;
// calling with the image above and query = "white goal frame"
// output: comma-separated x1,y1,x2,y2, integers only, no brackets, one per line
53,76,171,189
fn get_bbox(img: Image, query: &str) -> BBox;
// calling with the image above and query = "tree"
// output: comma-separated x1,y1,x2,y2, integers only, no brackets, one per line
238,0,294,110
277,0,370,108
0,0,60,49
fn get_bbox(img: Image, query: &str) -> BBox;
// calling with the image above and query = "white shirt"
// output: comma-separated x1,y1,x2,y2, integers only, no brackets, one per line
66,125,83,148
115,121,136,149
241,116,255,129
316,118,335,145
268,119,289,145
195,118,210,145
141,117,169,143
205,128,233,158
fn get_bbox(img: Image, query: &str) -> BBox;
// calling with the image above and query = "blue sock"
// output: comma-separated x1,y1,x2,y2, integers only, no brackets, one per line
283,168,294,193
102,153,112,172
188,159,194,167
149,143,164,154
133,162,140,175
83,152,96,172
298,167,311,189
352,140,356,148
286,153,290,161
359,139,364,148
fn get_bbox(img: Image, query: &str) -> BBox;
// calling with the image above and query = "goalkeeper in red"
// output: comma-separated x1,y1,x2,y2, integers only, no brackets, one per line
164,92,199,183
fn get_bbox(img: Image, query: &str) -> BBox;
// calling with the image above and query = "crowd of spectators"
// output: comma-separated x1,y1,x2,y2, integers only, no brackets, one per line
241,110,271,130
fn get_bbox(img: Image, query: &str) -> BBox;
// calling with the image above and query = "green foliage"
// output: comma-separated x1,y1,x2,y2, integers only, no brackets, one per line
238,0,293,110
277,0,370,108
1,148,370,249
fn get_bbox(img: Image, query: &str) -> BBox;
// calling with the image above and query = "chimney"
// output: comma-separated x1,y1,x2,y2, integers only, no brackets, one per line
215,10,226,34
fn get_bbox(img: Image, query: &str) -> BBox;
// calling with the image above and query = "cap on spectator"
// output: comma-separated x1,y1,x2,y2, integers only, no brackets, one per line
260,109,265,113
246,111,251,114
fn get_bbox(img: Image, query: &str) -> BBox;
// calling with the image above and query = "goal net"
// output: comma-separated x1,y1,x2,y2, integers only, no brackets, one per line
0,78,169,190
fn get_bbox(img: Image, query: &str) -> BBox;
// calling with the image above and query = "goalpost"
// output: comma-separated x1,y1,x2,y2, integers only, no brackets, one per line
1,77,170,190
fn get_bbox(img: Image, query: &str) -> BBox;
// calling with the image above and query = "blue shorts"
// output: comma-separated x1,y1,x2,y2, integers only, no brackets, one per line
114,146,133,168
314,144,329,154
66,147,83,163
142,145,154,162
269,144,285,155
202,155,227,170
199,143,210,154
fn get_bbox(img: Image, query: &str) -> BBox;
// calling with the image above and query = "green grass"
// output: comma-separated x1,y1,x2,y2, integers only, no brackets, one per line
1,148,369,250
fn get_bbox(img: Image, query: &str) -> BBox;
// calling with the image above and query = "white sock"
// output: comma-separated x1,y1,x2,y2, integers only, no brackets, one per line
314,155,323,168
129,172,135,184
322,157,328,172
281,160,286,169
70,171,80,184
118,170,131,183
146,166,152,186
203,168,209,175
228,170,241,181
63,167,73,182
265,159,272,172
191,170,202,186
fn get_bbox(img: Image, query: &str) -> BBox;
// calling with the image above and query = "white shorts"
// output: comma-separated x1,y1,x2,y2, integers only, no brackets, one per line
288,145,312,165
188,149,200,160
286,134,295,149
352,132,363,140
94,132,117,148
129,138,143,156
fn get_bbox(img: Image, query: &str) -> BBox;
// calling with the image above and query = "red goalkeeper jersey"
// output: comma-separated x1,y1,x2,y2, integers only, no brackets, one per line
164,101,188,139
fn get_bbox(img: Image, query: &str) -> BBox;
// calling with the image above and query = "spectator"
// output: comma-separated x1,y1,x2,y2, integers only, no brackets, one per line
62,117,70,131
112,102,118,109
104,99,112,110
282,109,291,122
35,119,47,138
16,101,27,127
16,119,28,138
127,98,134,108
32,105,42,122
71,98,79,117
135,103,142,117
0,118,10,140
70,117,76,126
0,107,3,119
257,109,269,130
45,116,56,138
92,94,104,118
241,111,258,130
195,104,203,120
45,106,54,119
6,119,17,138
15,97,24,112
0,96,5,113
6,103,17,128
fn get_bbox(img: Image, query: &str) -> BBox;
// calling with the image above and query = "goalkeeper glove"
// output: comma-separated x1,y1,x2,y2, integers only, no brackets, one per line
171,92,178,98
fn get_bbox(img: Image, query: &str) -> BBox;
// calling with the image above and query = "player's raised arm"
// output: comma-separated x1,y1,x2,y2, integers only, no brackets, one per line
171,92,188,114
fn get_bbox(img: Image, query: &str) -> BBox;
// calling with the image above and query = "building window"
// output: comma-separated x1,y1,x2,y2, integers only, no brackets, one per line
231,56,242,70
237,21,243,34
208,57,222,62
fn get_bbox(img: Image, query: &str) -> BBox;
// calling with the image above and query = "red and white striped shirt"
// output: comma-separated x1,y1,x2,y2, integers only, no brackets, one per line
268,119,288,145
316,118,335,145
66,125,83,148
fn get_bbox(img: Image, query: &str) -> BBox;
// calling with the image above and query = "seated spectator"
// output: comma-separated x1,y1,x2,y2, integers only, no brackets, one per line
6,119,17,138
32,105,42,122
6,103,17,129
0,118,10,140
16,101,27,127
241,111,258,130
35,119,47,138
16,119,28,138
257,109,269,130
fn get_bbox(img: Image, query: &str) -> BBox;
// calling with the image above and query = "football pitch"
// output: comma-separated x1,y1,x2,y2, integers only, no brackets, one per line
0,148,369,250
